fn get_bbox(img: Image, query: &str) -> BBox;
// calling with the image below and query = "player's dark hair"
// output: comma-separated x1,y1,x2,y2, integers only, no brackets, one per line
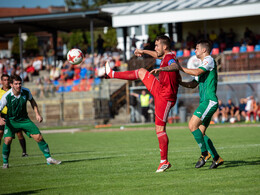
10,74,22,83
197,40,213,54
156,35,171,50
1,74,10,81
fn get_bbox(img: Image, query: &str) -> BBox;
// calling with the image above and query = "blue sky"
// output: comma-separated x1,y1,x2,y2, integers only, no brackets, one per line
0,0,66,8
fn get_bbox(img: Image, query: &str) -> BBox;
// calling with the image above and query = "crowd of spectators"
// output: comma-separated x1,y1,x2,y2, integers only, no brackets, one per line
182,27,259,52
212,96,260,124
0,28,259,98
137,27,259,55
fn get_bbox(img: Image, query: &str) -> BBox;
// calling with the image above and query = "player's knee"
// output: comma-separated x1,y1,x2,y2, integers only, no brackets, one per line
32,134,43,142
188,122,196,132
4,137,12,145
155,125,165,133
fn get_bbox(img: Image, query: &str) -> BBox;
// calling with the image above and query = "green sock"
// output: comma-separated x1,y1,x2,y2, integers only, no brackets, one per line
192,129,207,153
38,140,51,158
2,143,10,164
204,135,219,159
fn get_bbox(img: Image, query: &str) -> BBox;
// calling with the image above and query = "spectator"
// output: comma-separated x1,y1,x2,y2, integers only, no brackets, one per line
63,65,74,80
32,58,42,75
213,100,227,123
47,44,55,66
244,27,252,41
226,99,236,118
49,66,60,81
196,30,204,41
57,41,64,61
131,90,153,123
43,76,55,97
234,98,247,122
218,28,226,52
186,31,196,49
35,78,44,98
245,96,257,123
97,34,104,55
130,34,139,53
256,102,260,121
209,30,217,43
226,28,236,49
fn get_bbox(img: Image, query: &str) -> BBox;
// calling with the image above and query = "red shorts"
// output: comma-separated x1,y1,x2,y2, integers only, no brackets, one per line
142,71,176,126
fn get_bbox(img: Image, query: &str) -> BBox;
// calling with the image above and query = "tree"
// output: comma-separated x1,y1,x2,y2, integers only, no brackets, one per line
24,34,39,56
148,24,165,41
103,27,117,49
11,36,21,60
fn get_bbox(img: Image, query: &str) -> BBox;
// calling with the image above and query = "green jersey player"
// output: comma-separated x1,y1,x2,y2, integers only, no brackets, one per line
0,74,61,168
150,40,223,169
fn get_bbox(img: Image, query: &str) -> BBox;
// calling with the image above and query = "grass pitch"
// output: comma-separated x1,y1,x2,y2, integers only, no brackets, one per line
0,124,260,194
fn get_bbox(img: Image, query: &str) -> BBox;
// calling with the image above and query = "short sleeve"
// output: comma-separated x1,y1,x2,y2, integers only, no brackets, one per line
22,88,33,101
0,93,8,112
198,56,214,71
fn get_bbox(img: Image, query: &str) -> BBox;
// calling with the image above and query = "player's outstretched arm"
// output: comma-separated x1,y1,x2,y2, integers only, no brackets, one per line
180,80,198,89
30,98,43,123
181,67,205,76
134,49,158,58
150,63,179,74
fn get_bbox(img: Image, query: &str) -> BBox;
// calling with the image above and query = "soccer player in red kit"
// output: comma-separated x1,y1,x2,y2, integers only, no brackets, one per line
104,35,179,172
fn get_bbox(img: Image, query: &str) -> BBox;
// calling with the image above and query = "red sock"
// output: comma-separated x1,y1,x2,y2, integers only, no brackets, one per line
113,70,139,80
156,131,169,161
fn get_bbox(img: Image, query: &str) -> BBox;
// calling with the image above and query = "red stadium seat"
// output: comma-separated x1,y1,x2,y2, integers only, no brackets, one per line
247,45,254,52
183,49,190,57
212,48,219,55
232,46,240,53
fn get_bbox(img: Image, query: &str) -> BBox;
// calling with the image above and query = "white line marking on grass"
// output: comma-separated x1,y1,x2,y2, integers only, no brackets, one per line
41,129,81,134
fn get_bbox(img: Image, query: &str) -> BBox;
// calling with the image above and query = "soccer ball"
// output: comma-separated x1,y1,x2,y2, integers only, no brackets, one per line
229,117,236,124
67,48,83,65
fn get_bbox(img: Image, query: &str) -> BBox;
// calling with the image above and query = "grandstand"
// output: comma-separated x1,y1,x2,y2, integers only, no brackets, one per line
0,0,259,126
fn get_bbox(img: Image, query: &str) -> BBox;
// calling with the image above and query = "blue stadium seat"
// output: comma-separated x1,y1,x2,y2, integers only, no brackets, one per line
64,86,72,92
190,49,196,56
255,45,260,52
240,46,247,53
80,68,87,79
94,77,101,85
155,59,161,66
176,50,183,57
73,79,81,85
57,86,65,93
53,80,59,86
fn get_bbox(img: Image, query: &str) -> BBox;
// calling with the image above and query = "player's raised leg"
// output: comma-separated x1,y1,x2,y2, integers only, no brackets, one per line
105,61,145,80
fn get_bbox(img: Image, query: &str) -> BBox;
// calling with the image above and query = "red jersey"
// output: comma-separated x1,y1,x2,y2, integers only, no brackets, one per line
158,52,179,101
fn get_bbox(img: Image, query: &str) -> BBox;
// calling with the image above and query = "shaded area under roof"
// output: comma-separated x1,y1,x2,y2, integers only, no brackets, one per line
0,10,112,36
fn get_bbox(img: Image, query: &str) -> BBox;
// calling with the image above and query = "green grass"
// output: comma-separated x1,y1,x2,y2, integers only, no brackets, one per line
1,125,260,194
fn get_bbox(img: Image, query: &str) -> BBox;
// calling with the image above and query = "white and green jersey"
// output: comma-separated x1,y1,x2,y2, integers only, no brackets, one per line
195,55,218,103
0,87,32,121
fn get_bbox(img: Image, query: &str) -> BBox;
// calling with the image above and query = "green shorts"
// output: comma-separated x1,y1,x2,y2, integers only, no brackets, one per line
3,118,41,138
193,100,218,128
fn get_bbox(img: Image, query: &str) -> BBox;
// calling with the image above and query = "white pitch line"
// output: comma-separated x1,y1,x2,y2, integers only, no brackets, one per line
41,128,81,134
